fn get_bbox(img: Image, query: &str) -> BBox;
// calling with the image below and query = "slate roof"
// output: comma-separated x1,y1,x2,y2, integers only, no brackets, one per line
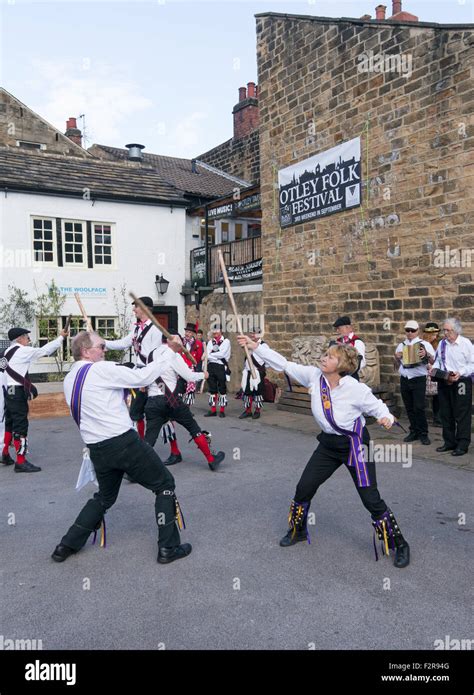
90,144,249,198
0,148,188,205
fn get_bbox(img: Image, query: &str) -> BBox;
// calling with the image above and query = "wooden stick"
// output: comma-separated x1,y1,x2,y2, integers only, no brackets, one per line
74,294,93,332
200,349,208,394
129,293,196,366
64,314,72,332
217,249,257,380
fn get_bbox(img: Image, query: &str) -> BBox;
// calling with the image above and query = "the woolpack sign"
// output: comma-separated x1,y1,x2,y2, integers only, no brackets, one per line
278,137,361,228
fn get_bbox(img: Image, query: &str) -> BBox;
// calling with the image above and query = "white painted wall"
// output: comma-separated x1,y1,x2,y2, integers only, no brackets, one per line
0,191,187,373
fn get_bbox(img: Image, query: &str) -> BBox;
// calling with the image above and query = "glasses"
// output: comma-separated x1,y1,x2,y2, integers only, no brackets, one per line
405,328,417,333
91,343,106,350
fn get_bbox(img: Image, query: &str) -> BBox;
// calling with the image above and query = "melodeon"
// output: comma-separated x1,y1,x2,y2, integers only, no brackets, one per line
430,368,451,382
402,343,424,368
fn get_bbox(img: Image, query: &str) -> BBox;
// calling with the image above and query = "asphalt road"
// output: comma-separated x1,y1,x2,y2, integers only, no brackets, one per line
1,409,472,650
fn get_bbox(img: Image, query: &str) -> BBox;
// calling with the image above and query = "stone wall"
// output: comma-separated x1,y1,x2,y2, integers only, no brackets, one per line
197,129,260,185
256,13,474,391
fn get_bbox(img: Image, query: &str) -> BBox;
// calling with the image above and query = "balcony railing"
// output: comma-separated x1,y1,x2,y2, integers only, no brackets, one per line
191,235,262,287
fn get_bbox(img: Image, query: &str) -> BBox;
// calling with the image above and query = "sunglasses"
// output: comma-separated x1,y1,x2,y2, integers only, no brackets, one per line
405,328,417,333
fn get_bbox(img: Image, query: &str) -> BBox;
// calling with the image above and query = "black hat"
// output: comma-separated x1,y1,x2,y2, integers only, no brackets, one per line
8,327,31,341
333,316,351,328
185,322,197,333
132,296,154,308
424,322,440,332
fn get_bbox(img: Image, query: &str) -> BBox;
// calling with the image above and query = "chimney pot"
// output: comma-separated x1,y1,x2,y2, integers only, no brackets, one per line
247,82,256,99
239,87,247,102
125,143,145,161
392,0,402,14
375,4,386,20
65,117,82,147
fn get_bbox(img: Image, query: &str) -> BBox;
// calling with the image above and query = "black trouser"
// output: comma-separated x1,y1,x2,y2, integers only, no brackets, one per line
207,362,227,395
144,396,202,448
438,378,472,451
294,430,387,518
60,429,181,551
400,375,428,436
3,386,29,435
129,389,147,422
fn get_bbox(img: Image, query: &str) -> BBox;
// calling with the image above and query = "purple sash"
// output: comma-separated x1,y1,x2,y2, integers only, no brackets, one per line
439,339,447,371
319,375,370,488
70,363,93,427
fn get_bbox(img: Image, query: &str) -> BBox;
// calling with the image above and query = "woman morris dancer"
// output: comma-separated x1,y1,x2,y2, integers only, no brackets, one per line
237,336,410,568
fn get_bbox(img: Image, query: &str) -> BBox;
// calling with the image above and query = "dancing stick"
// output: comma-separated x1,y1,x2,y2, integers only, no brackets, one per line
74,294,93,332
64,314,72,332
217,249,257,380
200,349,208,394
129,293,196,366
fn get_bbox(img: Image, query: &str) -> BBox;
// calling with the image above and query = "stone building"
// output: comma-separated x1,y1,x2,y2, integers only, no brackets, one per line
255,5,474,391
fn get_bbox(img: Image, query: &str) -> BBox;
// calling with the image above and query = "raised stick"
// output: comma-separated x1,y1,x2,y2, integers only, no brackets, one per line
129,293,196,366
200,349,208,394
64,314,72,332
74,294,93,332
217,249,257,379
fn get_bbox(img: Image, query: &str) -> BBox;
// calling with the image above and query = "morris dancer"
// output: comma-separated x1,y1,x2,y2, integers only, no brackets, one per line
144,334,225,471
237,336,410,568
52,331,191,564
204,328,231,418
333,316,366,380
181,322,204,407
239,332,267,420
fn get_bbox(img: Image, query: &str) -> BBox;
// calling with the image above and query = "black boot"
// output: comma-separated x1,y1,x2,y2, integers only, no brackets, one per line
279,500,311,547
164,453,183,466
2,452,14,465
372,508,410,568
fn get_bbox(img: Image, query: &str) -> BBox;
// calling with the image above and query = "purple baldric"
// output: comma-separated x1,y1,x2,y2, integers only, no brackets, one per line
319,375,370,488
70,363,93,427
439,339,447,371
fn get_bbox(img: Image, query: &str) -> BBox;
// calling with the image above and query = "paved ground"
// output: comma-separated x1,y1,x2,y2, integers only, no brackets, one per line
1,396,472,650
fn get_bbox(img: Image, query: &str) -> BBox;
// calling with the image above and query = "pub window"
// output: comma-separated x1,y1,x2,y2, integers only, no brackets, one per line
200,219,216,245
93,224,113,266
234,223,243,241
62,220,85,266
221,222,229,243
96,317,117,338
63,316,88,360
32,217,56,264
37,317,60,348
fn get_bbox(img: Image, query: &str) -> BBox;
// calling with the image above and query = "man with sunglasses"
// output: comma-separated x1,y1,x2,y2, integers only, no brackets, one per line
52,331,192,564
395,320,435,445
1,326,68,472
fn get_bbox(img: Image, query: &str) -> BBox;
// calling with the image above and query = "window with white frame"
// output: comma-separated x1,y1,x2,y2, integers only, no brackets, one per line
96,317,117,338
32,218,56,264
37,317,60,348
63,316,88,360
93,224,113,266
63,220,85,265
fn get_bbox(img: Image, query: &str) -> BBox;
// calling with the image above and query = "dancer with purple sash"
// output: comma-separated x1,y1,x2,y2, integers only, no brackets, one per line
237,336,410,568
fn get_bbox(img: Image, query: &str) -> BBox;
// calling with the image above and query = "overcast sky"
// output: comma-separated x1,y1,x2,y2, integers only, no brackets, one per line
1,0,473,158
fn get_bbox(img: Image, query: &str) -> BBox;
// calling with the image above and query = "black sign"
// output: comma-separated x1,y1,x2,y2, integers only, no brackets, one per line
191,247,207,287
221,258,262,282
208,203,234,220
235,193,261,213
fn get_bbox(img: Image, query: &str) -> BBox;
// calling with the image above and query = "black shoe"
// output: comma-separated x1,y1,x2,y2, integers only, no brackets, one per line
157,543,192,564
208,451,225,471
239,411,252,419
451,449,467,457
219,411,226,418
394,542,410,568
164,453,183,466
204,411,217,417
51,544,77,563
403,433,419,443
252,411,261,419
419,435,431,445
433,418,442,428
279,528,308,547
436,445,455,453
2,453,14,465
14,461,41,473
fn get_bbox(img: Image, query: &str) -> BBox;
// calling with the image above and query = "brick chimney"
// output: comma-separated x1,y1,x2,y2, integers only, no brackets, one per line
375,5,386,20
233,82,259,140
389,0,419,21
65,117,82,147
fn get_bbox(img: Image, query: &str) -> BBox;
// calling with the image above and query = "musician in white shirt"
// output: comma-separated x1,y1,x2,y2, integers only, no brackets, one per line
394,320,435,446
51,331,192,565
431,318,474,456
205,329,231,418
1,326,67,472
238,335,410,569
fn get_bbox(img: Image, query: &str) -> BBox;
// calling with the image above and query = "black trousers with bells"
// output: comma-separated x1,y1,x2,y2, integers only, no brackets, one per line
144,396,202,448
3,386,29,435
60,429,181,551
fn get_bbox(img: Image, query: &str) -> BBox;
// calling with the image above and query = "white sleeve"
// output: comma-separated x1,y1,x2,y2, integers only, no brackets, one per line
395,342,404,354
173,354,204,382
253,343,319,388
360,384,395,423
211,339,231,361
28,336,64,359
422,341,436,358
354,340,365,360
93,354,175,389
105,331,134,350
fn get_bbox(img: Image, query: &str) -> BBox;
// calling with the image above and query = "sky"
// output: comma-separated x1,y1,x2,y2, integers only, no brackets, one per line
1,0,473,158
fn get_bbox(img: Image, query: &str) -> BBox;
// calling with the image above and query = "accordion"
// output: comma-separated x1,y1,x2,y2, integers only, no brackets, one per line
402,343,425,368
430,368,451,382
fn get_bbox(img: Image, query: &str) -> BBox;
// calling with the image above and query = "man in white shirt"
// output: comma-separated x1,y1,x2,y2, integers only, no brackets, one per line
431,318,474,456
52,331,192,565
1,326,67,472
395,320,435,445
333,316,366,380
205,329,231,418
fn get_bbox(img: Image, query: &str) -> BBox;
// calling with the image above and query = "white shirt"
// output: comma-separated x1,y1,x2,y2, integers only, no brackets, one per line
147,345,205,397
253,343,393,434
105,321,161,366
207,338,231,365
338,332,366,370
433,335,474,377
64,354,175,444
4,337,64,387
395,338,435,379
